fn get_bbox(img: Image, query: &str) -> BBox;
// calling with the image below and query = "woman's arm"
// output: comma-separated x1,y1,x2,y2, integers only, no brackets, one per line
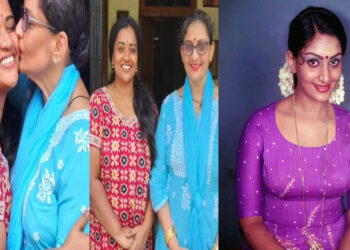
338,210,350,249
236,112,284,249
157,203,187,250
56,211,89,250
0,222,5,250
90,147,134,249
211,234,218,250
239,216,283,250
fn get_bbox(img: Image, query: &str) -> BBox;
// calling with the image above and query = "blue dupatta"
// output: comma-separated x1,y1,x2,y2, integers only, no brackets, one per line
8,64,80,249
183,70,214,249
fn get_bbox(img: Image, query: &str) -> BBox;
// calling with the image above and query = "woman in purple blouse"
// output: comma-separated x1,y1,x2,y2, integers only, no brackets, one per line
236,7,350,249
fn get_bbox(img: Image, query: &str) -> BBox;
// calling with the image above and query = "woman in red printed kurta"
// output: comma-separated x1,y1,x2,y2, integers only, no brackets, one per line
0,146,11,238
90,16,157,250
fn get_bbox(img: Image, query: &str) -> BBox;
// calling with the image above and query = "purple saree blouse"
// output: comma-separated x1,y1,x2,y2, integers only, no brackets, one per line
236,102,350,249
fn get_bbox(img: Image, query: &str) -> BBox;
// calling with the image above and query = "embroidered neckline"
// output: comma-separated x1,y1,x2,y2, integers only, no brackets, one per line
102,87,138,128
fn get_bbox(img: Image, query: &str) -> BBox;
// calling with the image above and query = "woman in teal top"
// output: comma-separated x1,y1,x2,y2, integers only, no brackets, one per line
150,10,218,250
8,0,89,248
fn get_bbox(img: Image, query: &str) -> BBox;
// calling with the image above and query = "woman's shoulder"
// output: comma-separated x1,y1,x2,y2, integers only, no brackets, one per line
90,86,108,102
56,110,89,138
245,102,277,127
333,104,350,126
333,104,350,116
161,90,179,109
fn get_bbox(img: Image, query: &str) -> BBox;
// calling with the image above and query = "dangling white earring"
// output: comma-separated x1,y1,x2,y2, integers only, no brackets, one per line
329,74,345,105
53,57,58,64
278,62,295,97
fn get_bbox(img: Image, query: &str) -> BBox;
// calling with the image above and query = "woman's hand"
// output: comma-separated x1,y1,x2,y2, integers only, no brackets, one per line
115,227,134,249
167,236,188,250
126,224,150,250
0,222,6,250
60,211,89,250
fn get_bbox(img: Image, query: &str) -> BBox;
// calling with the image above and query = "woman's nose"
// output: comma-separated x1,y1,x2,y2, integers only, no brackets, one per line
0,32,12,50
319,63,330,83
16,18,24,37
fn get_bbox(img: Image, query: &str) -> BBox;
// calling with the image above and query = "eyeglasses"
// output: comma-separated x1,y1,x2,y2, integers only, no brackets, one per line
21,11,57,33
181,41,210,56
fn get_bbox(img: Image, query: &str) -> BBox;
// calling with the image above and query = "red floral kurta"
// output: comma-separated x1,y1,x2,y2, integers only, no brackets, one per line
0,146,11,235
90,87,153,250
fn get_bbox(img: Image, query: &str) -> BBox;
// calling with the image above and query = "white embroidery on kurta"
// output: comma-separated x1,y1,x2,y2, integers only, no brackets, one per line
37,169,55,204
75,128,89,152
181,183,191,211
57,159,64,170
81,205,87,214
33,232,40,242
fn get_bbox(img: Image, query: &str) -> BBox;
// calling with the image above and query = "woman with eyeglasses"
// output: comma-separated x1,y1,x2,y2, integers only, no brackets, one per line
6,0,90,249
150,10,218,250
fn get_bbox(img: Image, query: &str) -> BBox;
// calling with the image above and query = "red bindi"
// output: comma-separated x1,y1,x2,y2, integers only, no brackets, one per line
325,56,329,59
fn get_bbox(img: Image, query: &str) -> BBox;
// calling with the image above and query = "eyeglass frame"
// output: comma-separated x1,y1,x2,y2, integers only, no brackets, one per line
21,11,57,33
181,41,211,56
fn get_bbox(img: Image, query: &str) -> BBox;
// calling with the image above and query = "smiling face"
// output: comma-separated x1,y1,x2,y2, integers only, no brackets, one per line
112,25,138,86
180,20,214,86
288,33,342,103
0,0,19,92
16,0,56,78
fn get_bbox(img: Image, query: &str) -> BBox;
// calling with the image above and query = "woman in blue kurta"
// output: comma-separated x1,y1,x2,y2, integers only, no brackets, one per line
150,10,218,250
7,0,90,248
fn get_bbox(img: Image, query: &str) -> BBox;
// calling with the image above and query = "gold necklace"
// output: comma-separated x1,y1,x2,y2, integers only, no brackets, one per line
292,94,328,250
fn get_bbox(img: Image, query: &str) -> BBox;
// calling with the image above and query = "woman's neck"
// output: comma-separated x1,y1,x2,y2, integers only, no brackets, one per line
112,78,134,98
0,91,6,123
29,63,66,103
188,72,207,100
293,90,330,120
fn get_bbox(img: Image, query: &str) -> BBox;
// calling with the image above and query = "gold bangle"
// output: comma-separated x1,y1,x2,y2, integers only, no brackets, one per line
165,227,177,246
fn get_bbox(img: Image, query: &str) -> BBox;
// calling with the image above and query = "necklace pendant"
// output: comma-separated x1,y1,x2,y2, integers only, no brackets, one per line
309,242,322,250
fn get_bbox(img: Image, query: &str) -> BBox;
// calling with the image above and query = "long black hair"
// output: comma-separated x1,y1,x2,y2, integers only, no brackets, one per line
109,17,157,166
288,6,347,87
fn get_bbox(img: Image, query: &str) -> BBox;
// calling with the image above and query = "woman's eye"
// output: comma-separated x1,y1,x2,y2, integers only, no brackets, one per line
330,59,339,66
130,48,136,54
7,25,16,32
307,58,319,66
117,47,124,53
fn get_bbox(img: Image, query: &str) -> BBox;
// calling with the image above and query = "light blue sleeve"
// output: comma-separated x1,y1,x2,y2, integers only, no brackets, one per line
150,98,171,212
53,119,89,246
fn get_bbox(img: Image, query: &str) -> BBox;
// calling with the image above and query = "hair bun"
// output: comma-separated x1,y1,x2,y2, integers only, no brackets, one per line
72,32,89,69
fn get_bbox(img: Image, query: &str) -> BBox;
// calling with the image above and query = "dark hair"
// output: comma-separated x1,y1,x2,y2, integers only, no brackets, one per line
0,98,21,168
179,10,214,46
288,7,347,87
39,0,89,69
108,17,157,166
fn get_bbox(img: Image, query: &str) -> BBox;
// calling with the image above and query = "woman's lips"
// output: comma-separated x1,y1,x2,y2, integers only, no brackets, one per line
190,64,200,71
313,84,331,93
